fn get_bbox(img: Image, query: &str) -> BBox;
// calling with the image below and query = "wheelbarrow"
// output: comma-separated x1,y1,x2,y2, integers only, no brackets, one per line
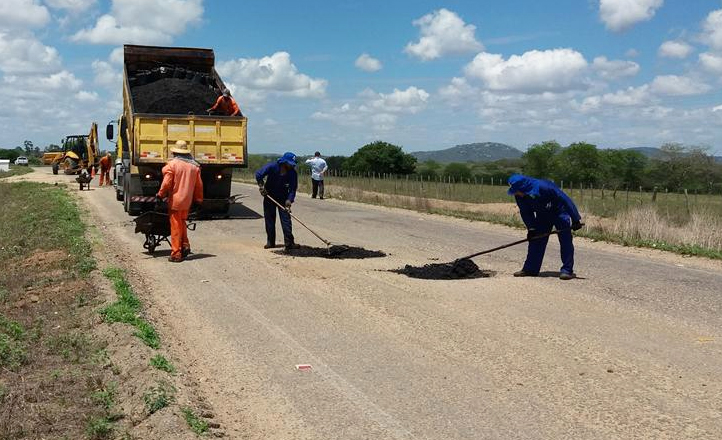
133,210,197,254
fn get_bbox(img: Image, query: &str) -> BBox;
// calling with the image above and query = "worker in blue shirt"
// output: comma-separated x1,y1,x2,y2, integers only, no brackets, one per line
507,174,583,280
256,152,300,250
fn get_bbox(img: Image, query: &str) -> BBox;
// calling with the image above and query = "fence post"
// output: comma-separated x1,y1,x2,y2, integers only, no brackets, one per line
652,186,657,202
684,189,690,215
639,186,643,205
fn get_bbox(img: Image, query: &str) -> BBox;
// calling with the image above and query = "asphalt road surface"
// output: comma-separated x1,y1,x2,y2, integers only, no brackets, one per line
18,168,722,439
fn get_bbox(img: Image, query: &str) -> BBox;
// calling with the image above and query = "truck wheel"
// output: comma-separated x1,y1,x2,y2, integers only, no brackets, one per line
123,187,129,213
52,162,59,175
116,189,123,201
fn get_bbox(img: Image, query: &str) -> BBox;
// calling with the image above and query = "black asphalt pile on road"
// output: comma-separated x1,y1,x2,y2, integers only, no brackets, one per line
275,245,386,259
131,78,219,115
391,258,491,280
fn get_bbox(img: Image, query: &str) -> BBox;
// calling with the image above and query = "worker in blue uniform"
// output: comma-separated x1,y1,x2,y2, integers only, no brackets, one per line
507,174,583,280
256,152,300,250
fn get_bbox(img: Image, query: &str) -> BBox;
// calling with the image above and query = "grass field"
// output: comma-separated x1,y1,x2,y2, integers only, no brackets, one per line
0,165,33,179
236,170,722,258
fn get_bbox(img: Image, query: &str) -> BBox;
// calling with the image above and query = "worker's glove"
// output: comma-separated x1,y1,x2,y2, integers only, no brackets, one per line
285,200,292,212
258,184,267,197
571,221,583,231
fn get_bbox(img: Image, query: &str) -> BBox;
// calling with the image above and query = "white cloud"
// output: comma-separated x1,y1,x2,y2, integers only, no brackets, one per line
0,0,50,29
625,48,640,57
312,86,428,131
658,40,693,58
45,0,96,12
72,0,203,45
713,105,722,112
76,90,100,102
367,86,430,114
650,75,711,96
109,47,124,65
701,9,722,50
438,77,477,106
699,52,722,73
217,52,327,99
464,48,588,93
578,85,651,112
0,32,62,74
599,0,663,32
405,8,483,61
592,56,640,79
354,53,382,72
92,60,121,89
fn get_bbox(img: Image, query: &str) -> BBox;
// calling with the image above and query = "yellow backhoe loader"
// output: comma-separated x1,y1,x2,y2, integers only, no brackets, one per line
52,123,99,175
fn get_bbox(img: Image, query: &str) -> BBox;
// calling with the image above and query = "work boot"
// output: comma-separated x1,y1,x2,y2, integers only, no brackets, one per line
559,272,576,280
181,247,191,259
264,242,275,249
168,257,183,263
513,270,536,277
284,242,300,251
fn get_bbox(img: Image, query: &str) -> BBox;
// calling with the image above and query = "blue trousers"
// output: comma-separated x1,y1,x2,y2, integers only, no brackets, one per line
263,197,294,245
523,213,574,275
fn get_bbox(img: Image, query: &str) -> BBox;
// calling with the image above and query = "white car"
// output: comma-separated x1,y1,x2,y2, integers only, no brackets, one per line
14,156,29,166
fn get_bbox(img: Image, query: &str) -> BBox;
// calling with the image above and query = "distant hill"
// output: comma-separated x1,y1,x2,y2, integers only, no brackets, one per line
625,147,722,162
412,142,523,163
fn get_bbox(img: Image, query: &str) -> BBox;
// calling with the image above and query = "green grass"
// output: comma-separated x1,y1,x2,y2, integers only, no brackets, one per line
0,314,27,371
149,354,176,374
85,416,114,439
182,407,209,435
90,382,117,411
46,331,94,363
100,267,160,349
0,181,96,275
0,165,33,179
143,381,175,414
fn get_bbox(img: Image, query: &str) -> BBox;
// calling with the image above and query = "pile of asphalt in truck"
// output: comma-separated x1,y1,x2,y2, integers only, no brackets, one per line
130,70,219,115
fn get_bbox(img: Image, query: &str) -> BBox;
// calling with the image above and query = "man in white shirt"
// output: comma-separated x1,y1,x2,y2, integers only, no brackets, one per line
305,151,328,199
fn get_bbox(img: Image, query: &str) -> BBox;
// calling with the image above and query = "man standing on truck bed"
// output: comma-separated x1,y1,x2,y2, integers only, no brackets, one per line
305,151,328,199
156,140,204,263
206,88,242,116
256,152,299,250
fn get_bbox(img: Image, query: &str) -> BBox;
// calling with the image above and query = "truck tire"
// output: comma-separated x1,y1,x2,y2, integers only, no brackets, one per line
52,162,59,175
123,184,129,213
116,189,123,201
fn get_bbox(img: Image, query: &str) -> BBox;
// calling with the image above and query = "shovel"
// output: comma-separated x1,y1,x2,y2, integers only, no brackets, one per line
453,230,560,264
264,194,349,255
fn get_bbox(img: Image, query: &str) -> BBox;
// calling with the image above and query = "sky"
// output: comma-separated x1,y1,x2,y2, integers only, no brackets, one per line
1,0,722,156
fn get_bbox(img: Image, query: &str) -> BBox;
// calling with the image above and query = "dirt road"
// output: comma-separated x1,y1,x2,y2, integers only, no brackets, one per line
16,168,722,439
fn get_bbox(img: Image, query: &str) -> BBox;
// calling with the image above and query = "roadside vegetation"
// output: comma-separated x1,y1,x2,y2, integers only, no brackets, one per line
0,181,217,438
0,165,33,179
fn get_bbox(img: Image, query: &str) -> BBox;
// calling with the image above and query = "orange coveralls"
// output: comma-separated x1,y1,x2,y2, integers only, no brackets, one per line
98,156,111,186
157,158,204,261
209,96,241,116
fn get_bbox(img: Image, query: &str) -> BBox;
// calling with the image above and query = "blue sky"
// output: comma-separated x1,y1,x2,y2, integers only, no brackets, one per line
1,0,721,156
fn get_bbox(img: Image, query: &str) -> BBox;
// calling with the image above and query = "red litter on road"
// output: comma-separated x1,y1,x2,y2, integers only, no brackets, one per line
295,364,312,371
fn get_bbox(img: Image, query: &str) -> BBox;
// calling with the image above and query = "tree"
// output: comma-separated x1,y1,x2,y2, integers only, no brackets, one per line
598,149,647,189
521,141,561,178
416,160,441,179
443,162,472,181
343,141,416,175
23,140,34,156
44,144,62,152
325,155,347,171
553,142,600,184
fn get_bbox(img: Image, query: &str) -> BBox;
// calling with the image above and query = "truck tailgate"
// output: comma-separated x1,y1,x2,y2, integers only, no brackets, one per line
133,116,246,165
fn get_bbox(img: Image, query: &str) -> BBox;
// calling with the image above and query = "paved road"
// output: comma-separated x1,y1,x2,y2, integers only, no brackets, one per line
22,168,722,439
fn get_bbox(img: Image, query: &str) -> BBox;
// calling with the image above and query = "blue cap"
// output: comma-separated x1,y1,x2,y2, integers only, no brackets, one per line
278,152,297,167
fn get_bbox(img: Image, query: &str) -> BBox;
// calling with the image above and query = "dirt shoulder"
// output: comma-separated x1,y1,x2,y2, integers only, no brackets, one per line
0,172,223,439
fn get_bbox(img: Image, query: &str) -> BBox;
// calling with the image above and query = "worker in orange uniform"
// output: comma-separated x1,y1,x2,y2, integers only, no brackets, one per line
98,152,112,186
156,140,204,263
206,88,243,116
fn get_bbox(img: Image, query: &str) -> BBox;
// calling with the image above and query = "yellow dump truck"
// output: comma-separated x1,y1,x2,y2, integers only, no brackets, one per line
107,44,247,215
